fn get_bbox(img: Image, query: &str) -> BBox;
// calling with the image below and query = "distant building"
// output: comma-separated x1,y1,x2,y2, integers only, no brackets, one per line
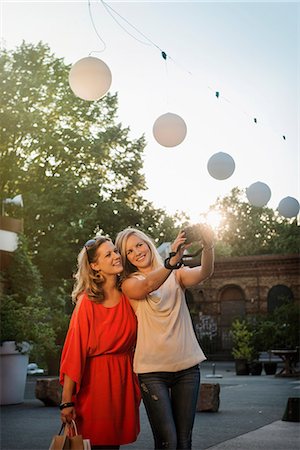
186,253,299,356
157,245,300,357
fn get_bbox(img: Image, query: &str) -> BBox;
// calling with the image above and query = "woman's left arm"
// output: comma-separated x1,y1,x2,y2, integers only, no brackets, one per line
178,224,215,288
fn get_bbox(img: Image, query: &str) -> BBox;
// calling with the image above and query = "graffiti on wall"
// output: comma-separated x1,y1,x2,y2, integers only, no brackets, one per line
195,314,218,341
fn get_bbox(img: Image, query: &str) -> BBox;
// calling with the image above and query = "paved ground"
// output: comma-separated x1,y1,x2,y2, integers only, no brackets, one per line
1,361,299,449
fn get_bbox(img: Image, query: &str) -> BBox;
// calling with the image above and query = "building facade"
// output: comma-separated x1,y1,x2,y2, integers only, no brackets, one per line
185,253,300,356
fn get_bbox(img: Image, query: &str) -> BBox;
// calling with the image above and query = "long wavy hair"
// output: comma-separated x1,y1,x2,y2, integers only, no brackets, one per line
115,228,163,280
72,236,112,304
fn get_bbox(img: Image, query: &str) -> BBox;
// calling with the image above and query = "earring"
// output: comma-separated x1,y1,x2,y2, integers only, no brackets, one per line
95,270,104,282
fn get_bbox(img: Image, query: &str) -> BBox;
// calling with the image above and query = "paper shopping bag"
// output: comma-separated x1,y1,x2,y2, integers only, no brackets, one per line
69,435,91,450
48,425,70,450
49,420,90,450
68,420,91,450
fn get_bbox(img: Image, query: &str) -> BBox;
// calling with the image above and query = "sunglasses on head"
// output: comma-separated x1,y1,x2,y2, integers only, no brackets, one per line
84,238,100,263
84,239,97,249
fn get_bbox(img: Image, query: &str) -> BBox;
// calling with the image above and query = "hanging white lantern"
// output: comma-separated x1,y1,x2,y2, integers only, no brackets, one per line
69,56,112,101
153,112,187,147
277,196,300,218
246,181,271,207
207,152,235,180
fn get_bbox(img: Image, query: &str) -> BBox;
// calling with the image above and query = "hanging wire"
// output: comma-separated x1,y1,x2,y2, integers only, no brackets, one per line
89,0,287,142
162,52,170,108
88,0,107,53
100,0,156,48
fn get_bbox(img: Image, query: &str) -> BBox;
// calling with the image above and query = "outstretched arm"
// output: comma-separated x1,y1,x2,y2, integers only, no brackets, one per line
177,224,215,288
122,232,187,300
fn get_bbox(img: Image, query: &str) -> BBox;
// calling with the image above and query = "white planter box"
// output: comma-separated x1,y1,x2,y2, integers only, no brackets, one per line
0,341,30,405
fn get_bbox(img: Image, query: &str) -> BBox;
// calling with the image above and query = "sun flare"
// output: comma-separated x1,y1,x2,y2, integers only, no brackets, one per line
203,210,223,231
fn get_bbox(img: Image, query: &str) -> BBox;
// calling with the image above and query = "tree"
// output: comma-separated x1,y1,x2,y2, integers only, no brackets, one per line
0,42,181,288
209,188,299,256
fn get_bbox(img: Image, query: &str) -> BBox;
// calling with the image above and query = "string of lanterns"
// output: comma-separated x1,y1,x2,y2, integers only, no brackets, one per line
67,1,299,220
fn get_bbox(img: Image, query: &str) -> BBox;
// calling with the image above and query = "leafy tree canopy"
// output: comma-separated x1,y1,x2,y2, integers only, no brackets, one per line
208,187,299,256
0,41,182,286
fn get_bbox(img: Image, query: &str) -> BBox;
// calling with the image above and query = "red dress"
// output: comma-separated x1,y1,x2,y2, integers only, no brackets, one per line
59,292,140,446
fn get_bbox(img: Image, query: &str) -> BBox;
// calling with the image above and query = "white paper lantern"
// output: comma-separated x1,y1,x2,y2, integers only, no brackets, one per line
207,152,235,180
246,181,271,207
69,56,112,101
277,196,300,218
153,113,187,147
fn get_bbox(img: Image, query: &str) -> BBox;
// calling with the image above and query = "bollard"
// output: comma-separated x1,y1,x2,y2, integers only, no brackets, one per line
206,363,223,379
282,397,300,422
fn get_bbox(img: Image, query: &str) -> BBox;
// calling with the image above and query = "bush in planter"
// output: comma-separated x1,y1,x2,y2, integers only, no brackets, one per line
249,318,279,374
0,234,56,366
249,301,300,375
272,301,300,350
230,319,255,375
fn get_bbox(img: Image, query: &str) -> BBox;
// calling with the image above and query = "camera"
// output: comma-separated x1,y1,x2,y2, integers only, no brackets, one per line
183,224,202,244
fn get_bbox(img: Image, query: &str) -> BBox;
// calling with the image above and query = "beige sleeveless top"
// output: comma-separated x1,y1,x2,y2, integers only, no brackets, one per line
133,271,206,373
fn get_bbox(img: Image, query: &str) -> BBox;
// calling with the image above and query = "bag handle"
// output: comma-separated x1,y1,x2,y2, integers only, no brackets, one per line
58,424,65,436
58,419,79,437
58,419,78,436
70,420,79,436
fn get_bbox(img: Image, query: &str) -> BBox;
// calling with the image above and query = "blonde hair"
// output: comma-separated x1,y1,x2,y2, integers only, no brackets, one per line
115,228,163,279
72,236,112,304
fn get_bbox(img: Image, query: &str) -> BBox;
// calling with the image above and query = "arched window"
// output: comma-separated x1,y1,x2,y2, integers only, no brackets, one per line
267,285,293,313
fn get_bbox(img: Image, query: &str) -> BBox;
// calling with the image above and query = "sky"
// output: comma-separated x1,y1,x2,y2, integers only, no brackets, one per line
1,0,299,224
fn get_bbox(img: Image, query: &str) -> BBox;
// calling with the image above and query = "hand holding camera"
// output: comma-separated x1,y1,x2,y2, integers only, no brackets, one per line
183,223,214,250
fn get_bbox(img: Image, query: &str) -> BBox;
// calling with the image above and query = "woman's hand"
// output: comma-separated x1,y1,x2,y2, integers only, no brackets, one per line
60,406,76,424
199,224,214,249
176,223,215,288
170,231,191,265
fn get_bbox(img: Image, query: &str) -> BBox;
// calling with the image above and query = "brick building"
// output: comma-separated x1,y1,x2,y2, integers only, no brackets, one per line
185,253,300,356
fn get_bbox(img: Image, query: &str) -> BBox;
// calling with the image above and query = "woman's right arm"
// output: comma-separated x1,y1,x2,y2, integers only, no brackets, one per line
59,295,87,424
122,269,171,300
60,374,76,423
122,232,187,300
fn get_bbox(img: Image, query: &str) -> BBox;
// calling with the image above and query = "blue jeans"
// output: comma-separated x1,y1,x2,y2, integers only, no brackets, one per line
138,364,200,450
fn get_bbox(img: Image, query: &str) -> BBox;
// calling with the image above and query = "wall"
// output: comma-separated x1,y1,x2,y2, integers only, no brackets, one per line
186,253,300,355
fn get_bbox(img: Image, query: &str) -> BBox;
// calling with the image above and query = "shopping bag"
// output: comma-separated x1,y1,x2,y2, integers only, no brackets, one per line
49,421,91,450
68,420,91,450
48,424,70,450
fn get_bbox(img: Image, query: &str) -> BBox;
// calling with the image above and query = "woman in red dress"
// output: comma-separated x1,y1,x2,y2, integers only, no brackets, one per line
59,236,140,449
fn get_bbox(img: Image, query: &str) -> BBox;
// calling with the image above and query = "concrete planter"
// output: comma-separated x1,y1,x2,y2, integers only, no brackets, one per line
264,361,278,375
235,358,250,375
0,341,30,405
250,361,263,376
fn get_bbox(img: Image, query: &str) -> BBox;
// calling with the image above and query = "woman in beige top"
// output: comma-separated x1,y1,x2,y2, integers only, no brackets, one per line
116,225,214,450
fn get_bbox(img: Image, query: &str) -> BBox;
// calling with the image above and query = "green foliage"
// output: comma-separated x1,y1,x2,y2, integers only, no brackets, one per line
6,234,42,298
209,187,300,256
272,302,300,349
0,235,56,366
230,319,255,361
0,41,181,288
249,301,300,353
230,301,300,366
